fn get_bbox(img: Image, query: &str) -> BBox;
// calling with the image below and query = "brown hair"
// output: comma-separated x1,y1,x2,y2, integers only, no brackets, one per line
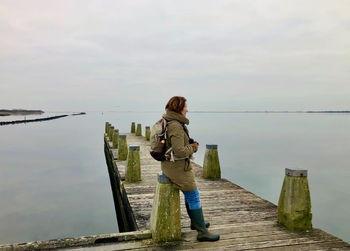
165,96,187,114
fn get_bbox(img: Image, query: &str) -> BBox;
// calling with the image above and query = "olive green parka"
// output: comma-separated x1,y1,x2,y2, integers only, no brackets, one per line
160,110,197,191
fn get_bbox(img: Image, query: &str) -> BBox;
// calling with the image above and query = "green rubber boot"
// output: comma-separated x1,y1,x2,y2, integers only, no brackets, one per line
191,207,220,242
185,203,210,230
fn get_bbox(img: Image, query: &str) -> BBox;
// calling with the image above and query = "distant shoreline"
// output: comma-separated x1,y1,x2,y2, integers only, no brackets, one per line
0,109,44,116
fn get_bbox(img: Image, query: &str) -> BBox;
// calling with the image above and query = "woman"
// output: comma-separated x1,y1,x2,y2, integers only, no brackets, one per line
161,96,220,242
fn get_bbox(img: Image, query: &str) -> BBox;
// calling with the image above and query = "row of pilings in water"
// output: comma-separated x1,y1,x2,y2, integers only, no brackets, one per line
105,121,313,243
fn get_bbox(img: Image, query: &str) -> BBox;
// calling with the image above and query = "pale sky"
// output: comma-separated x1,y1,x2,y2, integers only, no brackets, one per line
1,0,349,112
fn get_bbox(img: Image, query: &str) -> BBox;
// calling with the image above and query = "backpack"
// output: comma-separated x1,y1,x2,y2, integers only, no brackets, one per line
150,118,191,162
150,118,173,161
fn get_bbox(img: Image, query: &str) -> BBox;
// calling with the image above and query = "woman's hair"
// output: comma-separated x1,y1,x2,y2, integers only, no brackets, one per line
165,96,187,113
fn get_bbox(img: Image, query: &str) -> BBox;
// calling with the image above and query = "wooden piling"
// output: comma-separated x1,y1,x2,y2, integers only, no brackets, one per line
145,126,151,141
136,124,142,136
125,145,141,182
131,122,136,133
118,135,128,160
150,172,181,243
278,168,312,231
109,126,115,141
105,122,110,134
112,129,119,148
203,144,221,179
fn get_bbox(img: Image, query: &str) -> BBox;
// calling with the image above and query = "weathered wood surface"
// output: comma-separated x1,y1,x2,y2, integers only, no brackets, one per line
100,132,350,250
0,230,151,251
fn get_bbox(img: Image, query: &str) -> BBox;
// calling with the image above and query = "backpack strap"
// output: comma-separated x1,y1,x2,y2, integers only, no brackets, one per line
164,119,189,138
163,119,176,140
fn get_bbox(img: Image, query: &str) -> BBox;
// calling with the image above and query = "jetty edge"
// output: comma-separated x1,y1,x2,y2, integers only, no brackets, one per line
0,123,349,250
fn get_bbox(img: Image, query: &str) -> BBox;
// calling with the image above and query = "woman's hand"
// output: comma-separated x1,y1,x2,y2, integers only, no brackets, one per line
192,142,199,152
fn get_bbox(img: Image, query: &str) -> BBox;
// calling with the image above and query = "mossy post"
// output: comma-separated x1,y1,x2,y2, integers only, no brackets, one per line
131,122,136,133
150,172,181,243
105,122,110,134
278,168,312,231
202,144,221,179
112,129,119,148
136,123,142,136
108,126,114,141
118,135,128,160
145,126,151,141
125,145,141,182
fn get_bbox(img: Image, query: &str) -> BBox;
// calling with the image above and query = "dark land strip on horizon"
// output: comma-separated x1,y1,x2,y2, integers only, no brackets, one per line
0,109,44,116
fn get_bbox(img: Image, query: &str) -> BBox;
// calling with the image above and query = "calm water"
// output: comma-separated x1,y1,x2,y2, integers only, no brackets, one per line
1,112,349,244
0,113,118,244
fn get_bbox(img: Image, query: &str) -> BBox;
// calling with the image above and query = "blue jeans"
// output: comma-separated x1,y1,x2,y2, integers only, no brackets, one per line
183,189,201,210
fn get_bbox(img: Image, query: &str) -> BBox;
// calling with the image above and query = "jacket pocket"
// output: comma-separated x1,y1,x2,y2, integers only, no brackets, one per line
184,159,191,171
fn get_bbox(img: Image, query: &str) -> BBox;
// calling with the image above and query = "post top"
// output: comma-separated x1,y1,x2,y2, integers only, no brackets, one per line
157,171,170,184
137,123,141,126
110,126,114,128
285,168,308,177
145,126,150,129
119,134,126,138
206,144,218,149
132,122,135,124
114,129,119,132
129,145,140,150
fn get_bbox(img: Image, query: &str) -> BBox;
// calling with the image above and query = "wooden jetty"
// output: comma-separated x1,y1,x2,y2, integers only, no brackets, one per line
1,127,349,250
95,130,349,250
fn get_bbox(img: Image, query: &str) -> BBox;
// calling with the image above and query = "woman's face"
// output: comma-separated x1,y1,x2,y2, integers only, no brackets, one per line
181,102,188,117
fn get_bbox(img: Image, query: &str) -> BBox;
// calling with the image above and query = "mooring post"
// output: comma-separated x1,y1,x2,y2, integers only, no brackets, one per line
131,122,136,133
105,122,110,134
108,126,115,141
112,129,119,148
203,144,221,179
125,145,141,182
118,135,128,160
150,172,181,243
278,168,312,230
145,126,151,141
136,123,142,136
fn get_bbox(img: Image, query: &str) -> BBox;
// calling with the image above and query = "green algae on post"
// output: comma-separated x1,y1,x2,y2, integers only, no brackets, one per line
202,144,221,179
105,122,110,134
136,123,142,136
109,126,115,141
278,168,312,231
131,122,136,133
150,172,181,243
145,126,151,141
112,129,119,148
118,135,128,160
126,145,141,182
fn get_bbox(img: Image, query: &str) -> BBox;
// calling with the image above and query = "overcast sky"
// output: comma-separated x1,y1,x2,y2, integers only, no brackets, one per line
1,0,349,112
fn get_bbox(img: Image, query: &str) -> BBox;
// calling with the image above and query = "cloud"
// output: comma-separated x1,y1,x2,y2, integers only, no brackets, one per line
1,0,350,111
